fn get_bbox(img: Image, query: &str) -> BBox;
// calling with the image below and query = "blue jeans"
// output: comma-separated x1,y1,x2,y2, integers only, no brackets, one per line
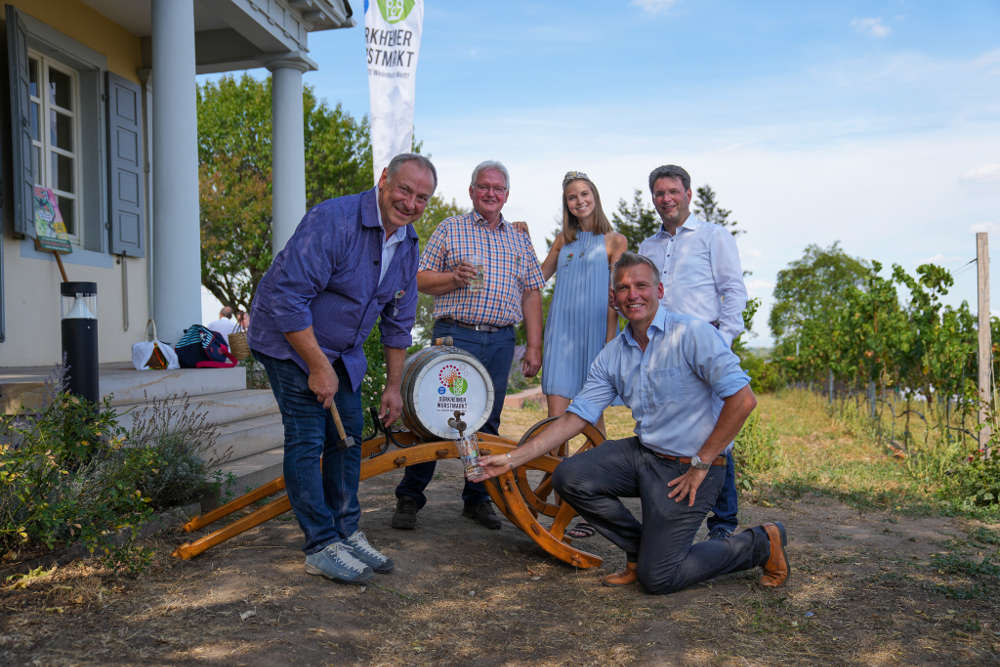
552,437,769,594
707,449,739,534
254,351,363,555
395,320,515,508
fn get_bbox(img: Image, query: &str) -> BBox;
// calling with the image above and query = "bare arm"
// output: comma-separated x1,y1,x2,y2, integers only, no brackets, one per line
666,385,757,505
416,266,477,295
540,232,565,281
283,326,337,408
521,288,543,377
472,411,589,481
379,346,407,425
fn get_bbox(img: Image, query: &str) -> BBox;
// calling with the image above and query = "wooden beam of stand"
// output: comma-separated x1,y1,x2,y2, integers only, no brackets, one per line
172,494,291,560
182,476,286,533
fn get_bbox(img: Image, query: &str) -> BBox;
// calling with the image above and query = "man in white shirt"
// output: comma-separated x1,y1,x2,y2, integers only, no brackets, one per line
638,164,748,541
207,306,236,344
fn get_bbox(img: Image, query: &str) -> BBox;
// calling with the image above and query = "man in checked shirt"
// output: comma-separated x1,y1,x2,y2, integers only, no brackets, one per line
392,160,545,531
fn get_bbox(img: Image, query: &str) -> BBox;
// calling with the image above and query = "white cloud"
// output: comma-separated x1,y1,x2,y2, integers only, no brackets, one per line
630,0,678,16
922,253,965,265
851,17,892,38
746,279,773,292
970,222,1000,234
961,163,1000,184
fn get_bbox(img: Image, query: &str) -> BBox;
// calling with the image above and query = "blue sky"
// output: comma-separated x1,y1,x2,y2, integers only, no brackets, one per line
203,1,1000,346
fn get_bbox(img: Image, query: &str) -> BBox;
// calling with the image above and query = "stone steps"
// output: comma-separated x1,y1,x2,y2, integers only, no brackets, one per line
113,388,279,431
0,362,285,506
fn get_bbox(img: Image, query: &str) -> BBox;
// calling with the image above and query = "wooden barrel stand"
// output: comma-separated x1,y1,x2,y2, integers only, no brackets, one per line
172,420,605,569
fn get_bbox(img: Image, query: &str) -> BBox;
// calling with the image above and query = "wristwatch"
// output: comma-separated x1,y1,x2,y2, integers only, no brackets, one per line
690,454,711,471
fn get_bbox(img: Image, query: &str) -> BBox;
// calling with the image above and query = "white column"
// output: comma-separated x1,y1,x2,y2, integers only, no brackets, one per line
151,0,200,343
268,60,309,256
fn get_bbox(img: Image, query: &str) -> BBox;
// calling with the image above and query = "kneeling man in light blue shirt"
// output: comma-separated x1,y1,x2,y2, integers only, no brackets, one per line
475,251,789,594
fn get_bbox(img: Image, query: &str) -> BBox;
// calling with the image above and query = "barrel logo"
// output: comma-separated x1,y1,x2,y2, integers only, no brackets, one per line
438,364,468,396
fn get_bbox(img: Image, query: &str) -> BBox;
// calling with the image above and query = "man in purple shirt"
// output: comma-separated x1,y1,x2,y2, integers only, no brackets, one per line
249,153,436,585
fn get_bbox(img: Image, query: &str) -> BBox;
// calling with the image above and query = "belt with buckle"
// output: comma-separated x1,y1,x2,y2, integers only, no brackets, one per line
653,452,727,467
437,318,509,333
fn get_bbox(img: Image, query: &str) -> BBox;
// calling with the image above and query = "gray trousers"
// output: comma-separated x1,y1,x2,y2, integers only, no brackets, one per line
552,436,770,594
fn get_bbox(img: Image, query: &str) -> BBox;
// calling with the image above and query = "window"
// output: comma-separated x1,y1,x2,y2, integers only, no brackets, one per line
28,51,81,243
7,5,144,258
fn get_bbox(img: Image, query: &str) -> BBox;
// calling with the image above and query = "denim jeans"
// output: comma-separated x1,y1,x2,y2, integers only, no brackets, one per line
395,320,515,508
552,437,770,594
706,448,739,534
254,350,363,555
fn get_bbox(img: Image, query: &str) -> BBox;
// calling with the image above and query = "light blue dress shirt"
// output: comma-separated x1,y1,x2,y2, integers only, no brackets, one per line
374,190,408,286
638,216,748,346
567,306,750,457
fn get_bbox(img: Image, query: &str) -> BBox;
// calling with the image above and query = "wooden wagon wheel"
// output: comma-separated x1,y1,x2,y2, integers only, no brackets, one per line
510,417,605,518
474,434,603,568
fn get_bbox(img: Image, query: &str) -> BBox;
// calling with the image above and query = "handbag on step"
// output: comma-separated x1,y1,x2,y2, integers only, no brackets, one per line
132,319,180,371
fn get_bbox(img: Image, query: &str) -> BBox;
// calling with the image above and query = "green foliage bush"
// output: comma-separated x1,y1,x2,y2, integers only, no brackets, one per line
1,387,228,572
734,410,781,493
941,449,1000,509
739,350,784,394
0,393,152,557
124,394,227,511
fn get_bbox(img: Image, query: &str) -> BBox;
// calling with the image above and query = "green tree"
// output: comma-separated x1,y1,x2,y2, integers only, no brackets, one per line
197,74,371,312
611,189,659,251
769,243,870,341
694,185,741,236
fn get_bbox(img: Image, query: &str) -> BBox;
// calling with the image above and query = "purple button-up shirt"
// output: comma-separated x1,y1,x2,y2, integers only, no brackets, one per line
248,187,419,391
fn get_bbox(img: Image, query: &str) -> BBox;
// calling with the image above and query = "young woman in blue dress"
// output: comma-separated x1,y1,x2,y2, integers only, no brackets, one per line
538,173,626,537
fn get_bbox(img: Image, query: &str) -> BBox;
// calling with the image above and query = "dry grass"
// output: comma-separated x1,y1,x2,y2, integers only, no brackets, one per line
754,390,946,512
2,392,999,664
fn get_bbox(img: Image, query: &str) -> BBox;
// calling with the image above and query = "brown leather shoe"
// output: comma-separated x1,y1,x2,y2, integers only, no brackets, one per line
602,561,638,586
760,522,790,587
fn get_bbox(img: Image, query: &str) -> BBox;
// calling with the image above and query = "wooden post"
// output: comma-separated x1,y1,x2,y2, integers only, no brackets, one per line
977,232,992,451
827,368,834,406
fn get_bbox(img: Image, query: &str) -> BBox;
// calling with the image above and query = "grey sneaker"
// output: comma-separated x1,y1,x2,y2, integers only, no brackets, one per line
304,541,373,584
345,530,394,574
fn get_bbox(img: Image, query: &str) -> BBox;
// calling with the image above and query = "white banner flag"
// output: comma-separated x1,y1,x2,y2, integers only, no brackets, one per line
365,0,423,184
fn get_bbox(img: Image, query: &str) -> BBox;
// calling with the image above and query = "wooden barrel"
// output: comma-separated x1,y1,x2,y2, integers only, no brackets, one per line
400,345,495,440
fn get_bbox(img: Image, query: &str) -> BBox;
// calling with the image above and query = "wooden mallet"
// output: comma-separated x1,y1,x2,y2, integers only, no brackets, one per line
330,401,356,449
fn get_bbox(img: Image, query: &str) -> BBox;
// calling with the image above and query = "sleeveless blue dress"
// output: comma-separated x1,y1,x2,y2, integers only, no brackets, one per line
542,231,611,398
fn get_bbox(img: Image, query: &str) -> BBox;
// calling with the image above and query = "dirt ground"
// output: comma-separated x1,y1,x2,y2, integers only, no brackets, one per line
2,450,999,667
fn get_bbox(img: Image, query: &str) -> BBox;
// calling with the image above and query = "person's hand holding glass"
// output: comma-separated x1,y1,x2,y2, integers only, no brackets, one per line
454,252,485,292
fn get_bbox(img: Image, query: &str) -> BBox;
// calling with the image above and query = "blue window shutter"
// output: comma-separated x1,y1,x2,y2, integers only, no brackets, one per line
5,5,35,238
106,72,144,256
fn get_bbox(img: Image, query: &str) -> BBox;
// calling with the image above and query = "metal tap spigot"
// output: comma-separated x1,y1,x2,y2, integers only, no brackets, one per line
447,410,467,438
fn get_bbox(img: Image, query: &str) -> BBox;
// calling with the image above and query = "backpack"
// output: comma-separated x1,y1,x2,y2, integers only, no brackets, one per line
175,324,238,368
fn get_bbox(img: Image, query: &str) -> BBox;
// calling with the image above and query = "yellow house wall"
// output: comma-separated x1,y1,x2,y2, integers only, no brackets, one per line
0,1,148,367
4,0,141,82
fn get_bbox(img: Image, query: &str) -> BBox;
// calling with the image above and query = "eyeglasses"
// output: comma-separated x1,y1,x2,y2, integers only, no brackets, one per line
474,184,508,195
563,170,589,186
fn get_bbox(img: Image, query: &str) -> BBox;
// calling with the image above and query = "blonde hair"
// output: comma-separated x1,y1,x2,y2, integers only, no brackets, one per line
561,173,612,243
